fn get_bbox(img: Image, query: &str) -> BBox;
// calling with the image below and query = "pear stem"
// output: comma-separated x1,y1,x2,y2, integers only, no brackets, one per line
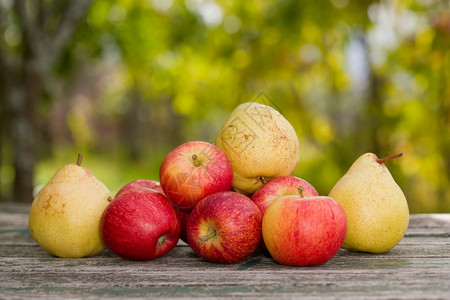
258,176,268,184
192,154,202,167
199,227,217,244
377,153,403,164
298,186,304,198
76,153,83,166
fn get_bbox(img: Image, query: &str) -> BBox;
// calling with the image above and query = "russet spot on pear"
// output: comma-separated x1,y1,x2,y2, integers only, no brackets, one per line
29,154,113,258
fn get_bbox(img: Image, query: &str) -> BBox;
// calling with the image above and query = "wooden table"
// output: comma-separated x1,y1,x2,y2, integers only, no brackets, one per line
1,202,449,299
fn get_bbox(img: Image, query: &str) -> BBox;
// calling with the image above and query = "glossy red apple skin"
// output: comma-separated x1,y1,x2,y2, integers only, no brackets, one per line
175,206,190,244
100,187,180,261
262,195,347,266
251,176,319,251
186,191,262,264
115,179,164,197
251,176,318,216
116,180,190,242
159,141,233,210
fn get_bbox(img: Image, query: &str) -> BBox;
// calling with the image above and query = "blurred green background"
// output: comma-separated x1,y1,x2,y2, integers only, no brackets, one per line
1,0,449,213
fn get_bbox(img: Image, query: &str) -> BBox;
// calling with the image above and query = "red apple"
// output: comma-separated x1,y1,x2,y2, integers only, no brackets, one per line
175,206,190,244
262,194,347,266
100,187,180,261
252,176,318,217
186,191,262,264
252,176,319,251
115,179,165,196
159,141,233,210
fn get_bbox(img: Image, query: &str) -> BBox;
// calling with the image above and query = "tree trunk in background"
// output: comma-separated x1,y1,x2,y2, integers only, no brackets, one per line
124,88,143,161
11,63,42,202
0,0,93,202
0,48,13,202
0,77,3,202
1,57,41,202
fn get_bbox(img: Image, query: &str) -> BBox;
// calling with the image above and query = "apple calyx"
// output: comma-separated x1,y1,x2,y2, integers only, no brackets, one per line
199,227,217,244
298,186,304,198
192,154,203,167
158,235,166,245
76,153,83,166
376,153,403,164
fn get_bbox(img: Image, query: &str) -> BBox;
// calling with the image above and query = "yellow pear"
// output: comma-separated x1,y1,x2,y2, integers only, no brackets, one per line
29,154,113,258
215,102,300,194
328,153,409,253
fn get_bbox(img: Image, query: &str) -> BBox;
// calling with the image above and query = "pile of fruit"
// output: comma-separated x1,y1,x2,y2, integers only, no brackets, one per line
29,102,410,266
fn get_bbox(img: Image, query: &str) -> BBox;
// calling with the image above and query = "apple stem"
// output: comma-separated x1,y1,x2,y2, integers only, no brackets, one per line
192,154,202,167
199,228,217,244
76,153,83,166
298,186,304,198
377,153,403,164
158,235,166,245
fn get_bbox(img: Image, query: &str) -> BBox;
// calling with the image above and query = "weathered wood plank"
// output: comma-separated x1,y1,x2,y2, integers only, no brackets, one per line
408,213,450,227
0,203,29,230
2,256,450,297
2,261,450,299
1,203,450,299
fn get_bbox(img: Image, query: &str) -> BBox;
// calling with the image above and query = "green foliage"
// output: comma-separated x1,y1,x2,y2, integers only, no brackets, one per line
1,0,449,212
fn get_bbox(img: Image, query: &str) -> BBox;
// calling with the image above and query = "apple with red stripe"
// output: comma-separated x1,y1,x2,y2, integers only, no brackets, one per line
252,176,318,217
252,176,319,250
262,189,347,266
159,141,233,211
100,187,180,261
116,179,165,196
186,191,262,264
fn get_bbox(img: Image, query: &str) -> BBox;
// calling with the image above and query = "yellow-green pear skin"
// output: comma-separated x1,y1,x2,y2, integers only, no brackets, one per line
29,155,112,258
328,153,409,254
215,102,300,194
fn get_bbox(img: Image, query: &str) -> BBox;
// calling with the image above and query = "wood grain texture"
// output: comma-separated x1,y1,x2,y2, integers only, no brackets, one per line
1,203,449,299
